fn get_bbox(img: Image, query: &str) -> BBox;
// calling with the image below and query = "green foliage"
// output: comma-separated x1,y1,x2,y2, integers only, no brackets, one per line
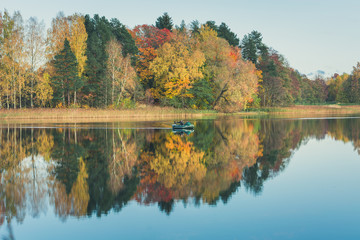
204,21,239,47
217,22,239,47
83,14,138,107
190,20,200,35
241,30,267,65
155,12,173,31
117,97,136,109
188,79,214,109
52,39,80,106
109,18,138,56
176,20,186,32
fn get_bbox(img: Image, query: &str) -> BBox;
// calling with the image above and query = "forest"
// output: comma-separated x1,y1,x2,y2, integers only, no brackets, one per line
0,11,360,112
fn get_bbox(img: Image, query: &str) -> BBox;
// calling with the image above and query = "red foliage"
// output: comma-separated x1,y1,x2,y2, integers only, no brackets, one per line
132,25,172,49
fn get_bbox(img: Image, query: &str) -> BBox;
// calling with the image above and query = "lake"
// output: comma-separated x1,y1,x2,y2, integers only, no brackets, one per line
0,116,359,240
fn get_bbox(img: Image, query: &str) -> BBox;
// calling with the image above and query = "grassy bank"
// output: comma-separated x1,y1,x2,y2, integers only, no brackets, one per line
265,104,360,115
0,105,360,123
0,106,219,123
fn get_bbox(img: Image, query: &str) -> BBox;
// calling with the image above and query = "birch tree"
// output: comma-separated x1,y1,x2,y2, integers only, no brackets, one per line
26,17,45,108
106,39,136,106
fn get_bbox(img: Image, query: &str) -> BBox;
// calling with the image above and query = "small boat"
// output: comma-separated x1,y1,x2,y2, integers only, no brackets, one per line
172,121,194,130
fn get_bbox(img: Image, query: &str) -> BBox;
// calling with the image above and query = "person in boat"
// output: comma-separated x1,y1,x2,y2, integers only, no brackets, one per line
176,120,184,125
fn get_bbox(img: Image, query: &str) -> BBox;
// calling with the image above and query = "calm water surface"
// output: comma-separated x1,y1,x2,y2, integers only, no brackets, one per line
0,117,359,239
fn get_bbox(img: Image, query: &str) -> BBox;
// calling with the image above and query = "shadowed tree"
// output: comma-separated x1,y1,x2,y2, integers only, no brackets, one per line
52,39,81,106
241,30,267,65
217,22,239,47
155,12,173,31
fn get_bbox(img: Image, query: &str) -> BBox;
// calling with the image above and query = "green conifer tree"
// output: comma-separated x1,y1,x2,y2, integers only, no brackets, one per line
52,38,80,107
155,12,173,31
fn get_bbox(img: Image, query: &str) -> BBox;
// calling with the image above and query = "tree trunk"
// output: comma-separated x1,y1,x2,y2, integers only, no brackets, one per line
62,80,65,107
112,69,115,105
68,92,70,107
6,86,9,110
31,74,34,108
213,83,228,107
19,82,22,109
105,79,108,106
13,80,16,109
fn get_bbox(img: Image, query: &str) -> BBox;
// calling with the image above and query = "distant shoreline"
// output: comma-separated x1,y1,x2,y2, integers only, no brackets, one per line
0,105,359,123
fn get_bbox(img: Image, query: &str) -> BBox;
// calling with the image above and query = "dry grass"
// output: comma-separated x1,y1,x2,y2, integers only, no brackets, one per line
267,105,360,117
0,106,218,123
1,105,360,124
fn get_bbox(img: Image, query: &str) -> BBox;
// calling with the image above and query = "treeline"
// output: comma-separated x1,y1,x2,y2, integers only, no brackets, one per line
0,10,359,111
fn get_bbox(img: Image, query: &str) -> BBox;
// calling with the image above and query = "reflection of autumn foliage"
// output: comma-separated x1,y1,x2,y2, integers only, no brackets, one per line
36,129,54,161
136,134,206,204
152,134,206,189
136,120,262,205
107,129,138,194
198,120,262,203
2,118,360,221
0,128,27,223
0,201,4,226
51,157,89,218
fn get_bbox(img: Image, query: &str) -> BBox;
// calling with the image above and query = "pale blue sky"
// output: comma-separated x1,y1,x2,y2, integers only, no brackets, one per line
2,0,360,76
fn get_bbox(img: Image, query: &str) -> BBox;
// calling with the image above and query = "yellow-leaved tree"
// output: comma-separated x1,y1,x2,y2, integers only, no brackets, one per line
36,71,53,107
150,30,205,104
198,25,259,112
46,13,87,105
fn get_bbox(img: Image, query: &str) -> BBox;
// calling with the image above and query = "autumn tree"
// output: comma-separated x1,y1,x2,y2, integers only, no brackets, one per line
149,30,205,106
106,39,136,106
84,14,136,107
327,73,349,102
46,12,70,61
257,49,296,106
68,14,87,105
132,24,172,90
36,71,53,107
47,13,87,106
0,11,26,109
342,63,360,103
26,17,45,108
0,10,15,109
198,26,259,111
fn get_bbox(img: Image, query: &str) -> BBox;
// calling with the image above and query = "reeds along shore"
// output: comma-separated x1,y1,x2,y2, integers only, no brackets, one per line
0,105,360,124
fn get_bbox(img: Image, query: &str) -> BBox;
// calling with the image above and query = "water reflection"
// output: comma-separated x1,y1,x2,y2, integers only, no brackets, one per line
1,118,360,225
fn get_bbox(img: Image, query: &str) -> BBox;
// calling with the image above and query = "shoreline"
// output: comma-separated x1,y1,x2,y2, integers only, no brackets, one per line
0,105,360,123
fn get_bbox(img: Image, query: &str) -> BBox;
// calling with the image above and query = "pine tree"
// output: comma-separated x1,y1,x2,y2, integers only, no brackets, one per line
241,31,267,65
217,22,239,47
52,38,80,107
155,12,173,31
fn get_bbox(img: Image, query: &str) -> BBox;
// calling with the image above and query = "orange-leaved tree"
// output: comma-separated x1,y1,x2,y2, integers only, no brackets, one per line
131,25,172,90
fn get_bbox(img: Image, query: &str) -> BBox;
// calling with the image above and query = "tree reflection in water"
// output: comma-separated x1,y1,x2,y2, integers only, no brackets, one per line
1,118,360,223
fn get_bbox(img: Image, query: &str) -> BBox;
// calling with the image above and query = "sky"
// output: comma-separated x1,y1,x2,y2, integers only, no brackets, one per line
2,0,360,76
